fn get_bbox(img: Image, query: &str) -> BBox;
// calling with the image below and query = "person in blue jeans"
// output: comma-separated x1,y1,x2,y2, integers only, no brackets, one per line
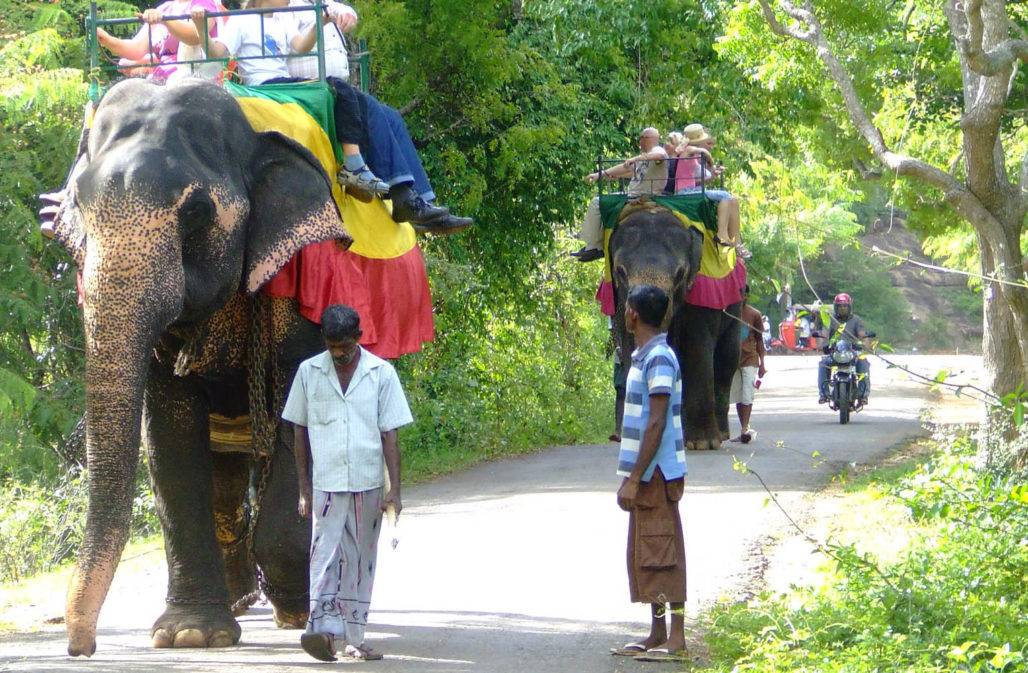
195,0,472,234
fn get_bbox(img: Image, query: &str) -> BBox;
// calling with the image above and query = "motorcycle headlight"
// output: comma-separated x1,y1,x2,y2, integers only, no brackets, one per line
833,349,855,364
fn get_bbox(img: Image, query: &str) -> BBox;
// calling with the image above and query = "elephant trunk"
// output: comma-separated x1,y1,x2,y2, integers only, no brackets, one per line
66,232,182,656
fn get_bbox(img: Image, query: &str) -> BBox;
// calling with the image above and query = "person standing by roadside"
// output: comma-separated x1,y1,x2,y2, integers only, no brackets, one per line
282,304,413,662
730,285,766,443
610,285,689,663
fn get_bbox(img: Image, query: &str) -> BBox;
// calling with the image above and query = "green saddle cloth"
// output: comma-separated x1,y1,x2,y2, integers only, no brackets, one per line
598,193,719,233
224,80,342,162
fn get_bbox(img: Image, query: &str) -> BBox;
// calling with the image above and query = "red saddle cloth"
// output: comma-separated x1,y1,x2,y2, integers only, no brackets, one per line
263,238,434,360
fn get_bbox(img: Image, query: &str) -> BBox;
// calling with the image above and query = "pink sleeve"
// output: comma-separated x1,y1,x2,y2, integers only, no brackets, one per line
189,0,221,34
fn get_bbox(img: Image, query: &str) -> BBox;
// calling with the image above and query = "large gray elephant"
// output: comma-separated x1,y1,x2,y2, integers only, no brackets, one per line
608,206,743,450
46,78,352,656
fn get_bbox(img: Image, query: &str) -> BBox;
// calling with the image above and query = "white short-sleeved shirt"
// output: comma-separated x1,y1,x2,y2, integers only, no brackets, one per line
216,13,293,85
286,0,350,81
281,348,414,493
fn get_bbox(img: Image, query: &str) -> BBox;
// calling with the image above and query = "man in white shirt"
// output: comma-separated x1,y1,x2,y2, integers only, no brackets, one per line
572,127,669,262
282,304,413,662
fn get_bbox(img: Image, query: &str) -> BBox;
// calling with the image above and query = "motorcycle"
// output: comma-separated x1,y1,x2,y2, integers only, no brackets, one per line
823,334,874,424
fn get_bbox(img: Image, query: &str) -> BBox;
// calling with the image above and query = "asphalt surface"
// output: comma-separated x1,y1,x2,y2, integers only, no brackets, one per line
0,354,983,672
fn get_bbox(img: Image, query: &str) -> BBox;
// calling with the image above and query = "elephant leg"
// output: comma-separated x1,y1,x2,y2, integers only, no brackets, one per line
252,422,311,630
143,360,240,649
713,314,742,440
676,307,722,451
210,452,257,615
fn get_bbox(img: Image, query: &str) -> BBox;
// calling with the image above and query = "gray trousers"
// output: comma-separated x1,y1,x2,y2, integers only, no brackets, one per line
307,488,383,646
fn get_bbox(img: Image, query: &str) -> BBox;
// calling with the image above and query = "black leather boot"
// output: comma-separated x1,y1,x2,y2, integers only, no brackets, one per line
414,214,474,235
389,184,449,224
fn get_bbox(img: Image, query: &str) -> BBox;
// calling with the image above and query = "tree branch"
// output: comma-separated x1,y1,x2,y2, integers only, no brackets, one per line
759,0,963,197
959,0,1028,76
757,0,1017,275
756,0,813,40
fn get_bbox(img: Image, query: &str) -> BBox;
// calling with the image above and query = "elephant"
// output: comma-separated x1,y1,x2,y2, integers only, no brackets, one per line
45,77,353,656
608,206,743,450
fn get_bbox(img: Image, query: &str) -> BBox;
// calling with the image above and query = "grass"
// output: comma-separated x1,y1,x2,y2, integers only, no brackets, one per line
0,535,163,634
695,430,1028,673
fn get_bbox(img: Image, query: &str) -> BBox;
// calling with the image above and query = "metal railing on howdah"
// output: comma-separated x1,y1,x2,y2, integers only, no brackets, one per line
86,1,370,101
592,156,726,198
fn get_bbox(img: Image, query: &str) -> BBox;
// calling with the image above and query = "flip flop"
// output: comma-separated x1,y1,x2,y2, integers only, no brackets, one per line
344,644,384,661
635,647,690,662
300,633,337,662
609,642,647,656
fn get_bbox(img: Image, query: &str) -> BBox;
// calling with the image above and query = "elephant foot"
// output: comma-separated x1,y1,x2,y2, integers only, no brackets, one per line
272,604,308,629
690,437,723,452
151,603,241,648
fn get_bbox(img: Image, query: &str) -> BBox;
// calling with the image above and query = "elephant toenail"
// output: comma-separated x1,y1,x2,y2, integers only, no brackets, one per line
173,628,207,648
208,632,236,648
152,629,173,648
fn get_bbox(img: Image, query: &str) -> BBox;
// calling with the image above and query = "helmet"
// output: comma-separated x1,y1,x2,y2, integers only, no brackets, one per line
833,293,852,320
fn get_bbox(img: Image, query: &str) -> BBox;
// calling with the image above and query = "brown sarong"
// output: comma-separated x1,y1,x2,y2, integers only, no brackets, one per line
627,468,686,603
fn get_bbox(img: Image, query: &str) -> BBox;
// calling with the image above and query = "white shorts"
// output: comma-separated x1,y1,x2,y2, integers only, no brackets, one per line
729,366,758,405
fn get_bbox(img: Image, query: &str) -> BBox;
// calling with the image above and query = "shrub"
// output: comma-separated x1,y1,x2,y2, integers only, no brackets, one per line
0,463,159,582
701,428,1028,673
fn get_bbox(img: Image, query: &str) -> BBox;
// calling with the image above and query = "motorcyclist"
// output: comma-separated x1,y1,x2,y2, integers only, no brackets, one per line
817,293,871,404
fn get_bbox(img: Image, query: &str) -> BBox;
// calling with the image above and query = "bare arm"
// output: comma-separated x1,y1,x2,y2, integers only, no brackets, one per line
617,393,670,510
191,7,228,58
165,17,210,46
96,25,153,60
381,429,402,515
292,424,313,518
290,19,321,54
756,317,767,377
585,160,632,183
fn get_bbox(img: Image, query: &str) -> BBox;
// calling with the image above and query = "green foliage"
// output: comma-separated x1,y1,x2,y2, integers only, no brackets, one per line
700,430,1028,673
398,239,612,478
0,464,159,582
793,245,912,345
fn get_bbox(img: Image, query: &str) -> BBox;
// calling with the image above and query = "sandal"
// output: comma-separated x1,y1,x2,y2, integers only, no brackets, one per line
635,647,690,662
300,632,337,662
609,642,648,656
344,643,384,661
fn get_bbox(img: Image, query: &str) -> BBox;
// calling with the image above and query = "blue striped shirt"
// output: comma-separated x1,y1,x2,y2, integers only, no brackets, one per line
617,333,686,481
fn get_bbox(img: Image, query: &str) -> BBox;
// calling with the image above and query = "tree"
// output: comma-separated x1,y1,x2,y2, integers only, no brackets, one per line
739,0,1026,398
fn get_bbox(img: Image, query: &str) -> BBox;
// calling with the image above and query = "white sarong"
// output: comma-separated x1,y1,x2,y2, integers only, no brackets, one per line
307,487,383,646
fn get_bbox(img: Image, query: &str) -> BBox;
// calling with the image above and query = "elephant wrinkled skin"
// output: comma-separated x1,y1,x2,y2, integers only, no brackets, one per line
47,78,353,656
609,208,742,451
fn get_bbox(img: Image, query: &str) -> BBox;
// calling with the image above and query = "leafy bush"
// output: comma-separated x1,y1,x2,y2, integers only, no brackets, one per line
700,429,1028,673
398,238,612,478
795,244,913,346
0,464,160,582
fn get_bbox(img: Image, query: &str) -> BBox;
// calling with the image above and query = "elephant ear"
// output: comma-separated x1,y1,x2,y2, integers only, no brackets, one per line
684,227,703,292
244,131,352,293
46,153,89,268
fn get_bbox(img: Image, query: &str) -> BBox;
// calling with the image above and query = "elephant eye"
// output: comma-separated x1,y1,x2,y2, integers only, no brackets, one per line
615,265,628,281
178,194,213,232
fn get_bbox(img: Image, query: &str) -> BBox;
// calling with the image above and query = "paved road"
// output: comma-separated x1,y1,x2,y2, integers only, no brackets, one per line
0,354,982,672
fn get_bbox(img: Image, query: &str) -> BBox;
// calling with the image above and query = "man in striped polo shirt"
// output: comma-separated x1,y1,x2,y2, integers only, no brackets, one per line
282,304,413,662
612,285,688,663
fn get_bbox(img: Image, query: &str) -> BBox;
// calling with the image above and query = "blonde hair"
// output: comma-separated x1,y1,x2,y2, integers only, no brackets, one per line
666,131,684,148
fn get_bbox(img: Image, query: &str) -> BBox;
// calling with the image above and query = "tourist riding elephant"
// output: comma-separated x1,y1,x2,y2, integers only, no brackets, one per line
609,207,743,450
45,78,351,656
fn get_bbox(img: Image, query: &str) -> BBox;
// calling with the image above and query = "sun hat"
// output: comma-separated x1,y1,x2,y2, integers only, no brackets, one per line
683,123,712,145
